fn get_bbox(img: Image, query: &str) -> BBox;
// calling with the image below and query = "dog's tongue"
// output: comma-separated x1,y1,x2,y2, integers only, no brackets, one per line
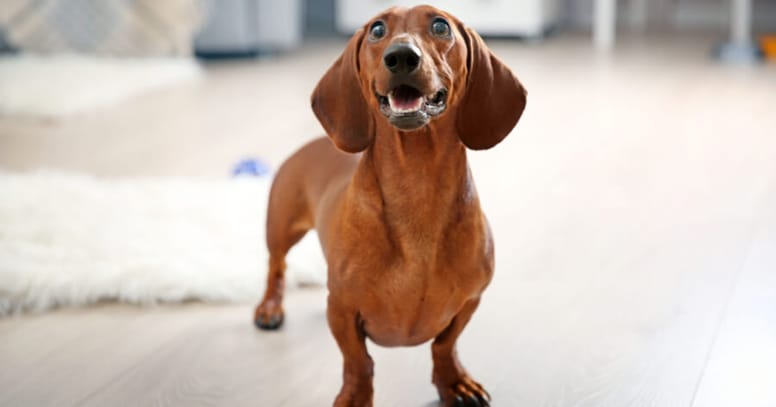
388,85,423,113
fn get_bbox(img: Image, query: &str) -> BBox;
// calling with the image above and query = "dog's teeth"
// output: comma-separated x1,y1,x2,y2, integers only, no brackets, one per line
388,94,423,113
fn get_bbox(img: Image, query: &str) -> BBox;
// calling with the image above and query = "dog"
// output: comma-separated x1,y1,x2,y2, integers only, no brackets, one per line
254,5,526,406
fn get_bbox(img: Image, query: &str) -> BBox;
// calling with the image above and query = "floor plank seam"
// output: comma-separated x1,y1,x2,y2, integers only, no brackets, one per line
687,219,760,407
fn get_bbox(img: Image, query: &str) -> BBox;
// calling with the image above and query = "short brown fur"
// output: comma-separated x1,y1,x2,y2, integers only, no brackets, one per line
254,6,526,406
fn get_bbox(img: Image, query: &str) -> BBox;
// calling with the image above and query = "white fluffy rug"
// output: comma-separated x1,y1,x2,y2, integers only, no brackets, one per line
0,171,327,315
0,54,202,118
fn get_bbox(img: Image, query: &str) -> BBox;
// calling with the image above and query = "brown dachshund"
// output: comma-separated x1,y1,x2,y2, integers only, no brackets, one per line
254,5,526,406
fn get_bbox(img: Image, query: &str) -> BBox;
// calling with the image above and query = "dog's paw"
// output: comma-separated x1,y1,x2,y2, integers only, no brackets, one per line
253,300,284,330
333,386,373,407
437,376,490,407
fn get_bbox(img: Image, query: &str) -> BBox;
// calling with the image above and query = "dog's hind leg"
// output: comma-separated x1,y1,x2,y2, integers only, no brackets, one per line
254,164,313,330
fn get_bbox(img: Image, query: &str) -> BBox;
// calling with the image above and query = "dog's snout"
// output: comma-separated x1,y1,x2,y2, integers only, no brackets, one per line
383,43,422,74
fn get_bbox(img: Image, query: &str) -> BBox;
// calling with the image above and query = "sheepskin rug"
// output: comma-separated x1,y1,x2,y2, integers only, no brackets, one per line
0,54,202,118
0,171,327,315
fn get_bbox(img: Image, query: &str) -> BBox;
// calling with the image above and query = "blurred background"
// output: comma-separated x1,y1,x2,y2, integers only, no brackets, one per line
1,1,775,406
0,0,773,173
0,0,774,174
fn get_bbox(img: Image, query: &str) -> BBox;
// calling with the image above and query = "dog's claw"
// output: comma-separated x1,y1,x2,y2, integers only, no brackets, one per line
458,388,483,407
438,376,490,407
254,313,284,330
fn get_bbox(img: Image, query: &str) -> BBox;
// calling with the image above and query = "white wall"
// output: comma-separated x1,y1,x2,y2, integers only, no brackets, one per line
564,0,776,31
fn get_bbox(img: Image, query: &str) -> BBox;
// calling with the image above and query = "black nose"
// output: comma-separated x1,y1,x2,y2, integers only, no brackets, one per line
383,43,422,74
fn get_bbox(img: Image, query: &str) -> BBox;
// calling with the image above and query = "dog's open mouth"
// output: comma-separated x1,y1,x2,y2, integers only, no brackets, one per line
375,85,447,130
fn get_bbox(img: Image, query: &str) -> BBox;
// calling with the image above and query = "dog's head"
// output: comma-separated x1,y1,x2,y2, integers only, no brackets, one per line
312,5,527,153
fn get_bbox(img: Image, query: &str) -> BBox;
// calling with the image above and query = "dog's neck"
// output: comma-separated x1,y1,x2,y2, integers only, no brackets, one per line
352,119,479,260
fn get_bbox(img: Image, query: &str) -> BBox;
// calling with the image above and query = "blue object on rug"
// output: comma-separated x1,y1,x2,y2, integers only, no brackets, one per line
232,158,272,177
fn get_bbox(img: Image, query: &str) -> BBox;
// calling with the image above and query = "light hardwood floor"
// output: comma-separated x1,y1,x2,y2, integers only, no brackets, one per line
1,34,775,406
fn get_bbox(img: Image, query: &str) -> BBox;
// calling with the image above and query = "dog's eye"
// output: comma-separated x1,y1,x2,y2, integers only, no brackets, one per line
369,21,386,41
431,18,451,37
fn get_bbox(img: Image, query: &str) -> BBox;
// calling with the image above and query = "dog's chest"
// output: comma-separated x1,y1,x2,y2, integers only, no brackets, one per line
329,190,493,346
356,254,488,347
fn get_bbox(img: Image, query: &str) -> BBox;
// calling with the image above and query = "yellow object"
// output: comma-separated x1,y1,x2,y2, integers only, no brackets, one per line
761,35,776,60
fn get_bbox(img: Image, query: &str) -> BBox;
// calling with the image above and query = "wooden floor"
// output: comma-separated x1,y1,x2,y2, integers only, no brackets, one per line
1,33,775,406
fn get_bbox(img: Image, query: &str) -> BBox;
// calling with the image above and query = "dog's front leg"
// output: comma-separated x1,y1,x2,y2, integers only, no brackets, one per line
327,298,374,407
431,298,491,406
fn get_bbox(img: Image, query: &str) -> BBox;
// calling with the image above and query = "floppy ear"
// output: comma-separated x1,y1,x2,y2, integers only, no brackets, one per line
456,27,527,150
311,29,374,153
